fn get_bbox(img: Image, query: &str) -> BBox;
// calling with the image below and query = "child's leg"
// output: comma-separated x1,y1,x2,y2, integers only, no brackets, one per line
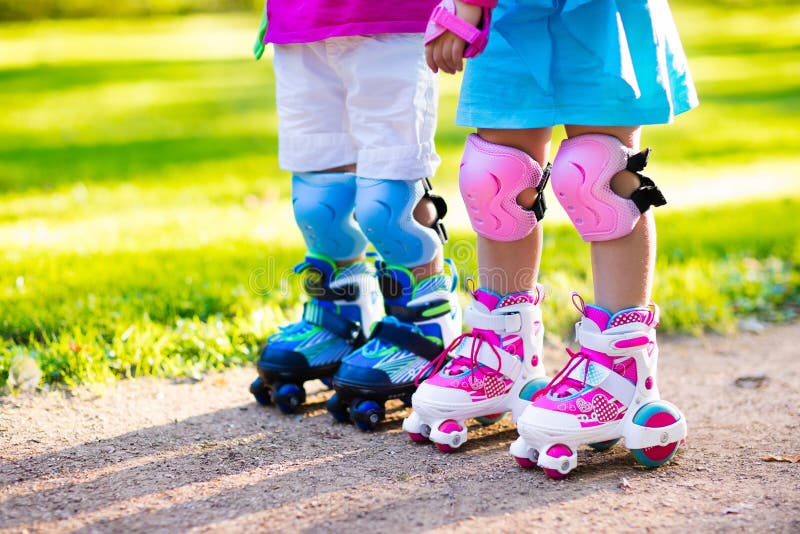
325,34,462,429
564,125,655,312
251,42,386,411
404,127,553,449
513,126,685,478
474,127,552,294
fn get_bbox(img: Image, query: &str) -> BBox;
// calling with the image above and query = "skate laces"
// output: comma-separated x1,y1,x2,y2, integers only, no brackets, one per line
414,331,504,387
541,347,592,400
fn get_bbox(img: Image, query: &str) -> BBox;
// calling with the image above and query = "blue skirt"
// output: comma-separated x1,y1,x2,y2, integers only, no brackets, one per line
456,0,699,128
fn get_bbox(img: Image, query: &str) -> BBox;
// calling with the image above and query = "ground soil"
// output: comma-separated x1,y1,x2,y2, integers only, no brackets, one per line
2,323,799,533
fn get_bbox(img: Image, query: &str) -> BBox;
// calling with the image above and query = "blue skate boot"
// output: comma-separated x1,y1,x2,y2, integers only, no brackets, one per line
250,253,384,413
327,260,462,430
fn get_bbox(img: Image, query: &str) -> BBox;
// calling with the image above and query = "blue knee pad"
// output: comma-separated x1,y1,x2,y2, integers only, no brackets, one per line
355,177,448,267
292,172,368,261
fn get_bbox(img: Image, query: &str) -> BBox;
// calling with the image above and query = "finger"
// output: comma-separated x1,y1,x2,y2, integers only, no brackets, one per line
433,44,451,75
451,38,464,72
425,45,438,73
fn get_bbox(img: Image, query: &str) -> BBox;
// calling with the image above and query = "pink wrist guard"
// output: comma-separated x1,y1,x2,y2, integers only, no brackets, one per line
424,0,496,59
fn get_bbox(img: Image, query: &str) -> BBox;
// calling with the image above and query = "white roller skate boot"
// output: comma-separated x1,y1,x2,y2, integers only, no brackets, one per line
403,282,549,452
514,294,687,478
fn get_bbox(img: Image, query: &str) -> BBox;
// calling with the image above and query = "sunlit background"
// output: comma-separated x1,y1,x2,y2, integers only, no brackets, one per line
1,0,798,388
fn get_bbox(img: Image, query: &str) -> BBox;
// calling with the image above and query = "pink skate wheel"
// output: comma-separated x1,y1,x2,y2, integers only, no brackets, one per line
435,442,457,453
435,420,463,453
543,444,572,480
408,432,428,443
513,455,536,469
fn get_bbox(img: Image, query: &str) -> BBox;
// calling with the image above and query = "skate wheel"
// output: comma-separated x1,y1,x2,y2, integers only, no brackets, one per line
249,376,272,406
630,401,682,467
543,444,572,480
518,377,550,402
475,413,505,426
320,377,334,389
434,420,464,453
325,392,349,423
513,455,537,469
350,399,384,431
274,383,306,414
589,438,621,452
408,432,429,443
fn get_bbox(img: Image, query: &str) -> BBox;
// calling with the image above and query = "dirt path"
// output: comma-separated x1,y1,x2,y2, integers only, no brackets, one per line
2,324,799,533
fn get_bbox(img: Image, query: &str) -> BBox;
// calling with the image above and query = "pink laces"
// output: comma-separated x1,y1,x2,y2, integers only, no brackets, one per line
539,347,591,400
415,331,504,387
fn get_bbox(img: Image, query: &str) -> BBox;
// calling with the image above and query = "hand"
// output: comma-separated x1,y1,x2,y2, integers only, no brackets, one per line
253,8,268,60
425,0,482,74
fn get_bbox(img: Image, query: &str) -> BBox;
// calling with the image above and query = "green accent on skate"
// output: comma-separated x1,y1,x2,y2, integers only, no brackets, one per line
421,302,451,318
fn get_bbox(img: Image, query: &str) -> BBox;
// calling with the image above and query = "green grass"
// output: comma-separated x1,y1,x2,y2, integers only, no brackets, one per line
1,3,799,388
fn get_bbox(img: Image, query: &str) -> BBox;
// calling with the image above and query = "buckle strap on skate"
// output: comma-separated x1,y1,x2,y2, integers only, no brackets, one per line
303,302,364,345
576,326,655,357
453,335,522,378
303,279,360,302
464,303,522,334
385,299,452,322
370,320,443,361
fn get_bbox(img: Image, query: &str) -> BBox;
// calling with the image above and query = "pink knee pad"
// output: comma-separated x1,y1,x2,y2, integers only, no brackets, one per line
551,134,666,242
459,134,547,242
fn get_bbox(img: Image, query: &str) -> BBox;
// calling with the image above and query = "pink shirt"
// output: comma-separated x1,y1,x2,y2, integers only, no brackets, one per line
264,1,438,44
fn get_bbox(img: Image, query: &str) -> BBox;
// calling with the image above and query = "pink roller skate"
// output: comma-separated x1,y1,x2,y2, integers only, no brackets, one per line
402,282,549,452
513,294,687,478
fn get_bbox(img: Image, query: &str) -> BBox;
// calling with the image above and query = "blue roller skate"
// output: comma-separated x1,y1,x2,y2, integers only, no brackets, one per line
250,253,383,413
328,260,462,430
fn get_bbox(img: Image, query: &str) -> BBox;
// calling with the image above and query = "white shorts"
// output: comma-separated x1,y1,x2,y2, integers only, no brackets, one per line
273,33,440,180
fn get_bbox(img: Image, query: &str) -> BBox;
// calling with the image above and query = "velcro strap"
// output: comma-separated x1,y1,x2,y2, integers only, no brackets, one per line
303,302,363,344
422,178,449,244
430,4,482,44
385,300,451,323
625,148,666,213
453,336,522,378
531,162,551,222
630,176,667,213
464,303,522,334
577,325,654,357
370,321,443,361
304,280,360,302
626,148,650,173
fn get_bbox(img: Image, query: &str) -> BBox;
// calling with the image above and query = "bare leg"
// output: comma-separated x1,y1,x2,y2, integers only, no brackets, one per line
564,125,654,312
474,127,553,294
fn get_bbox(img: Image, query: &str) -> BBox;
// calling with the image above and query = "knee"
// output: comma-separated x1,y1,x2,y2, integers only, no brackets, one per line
355,178,447,267
550,133,666,242
292,172,367,260
459,134,549,242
